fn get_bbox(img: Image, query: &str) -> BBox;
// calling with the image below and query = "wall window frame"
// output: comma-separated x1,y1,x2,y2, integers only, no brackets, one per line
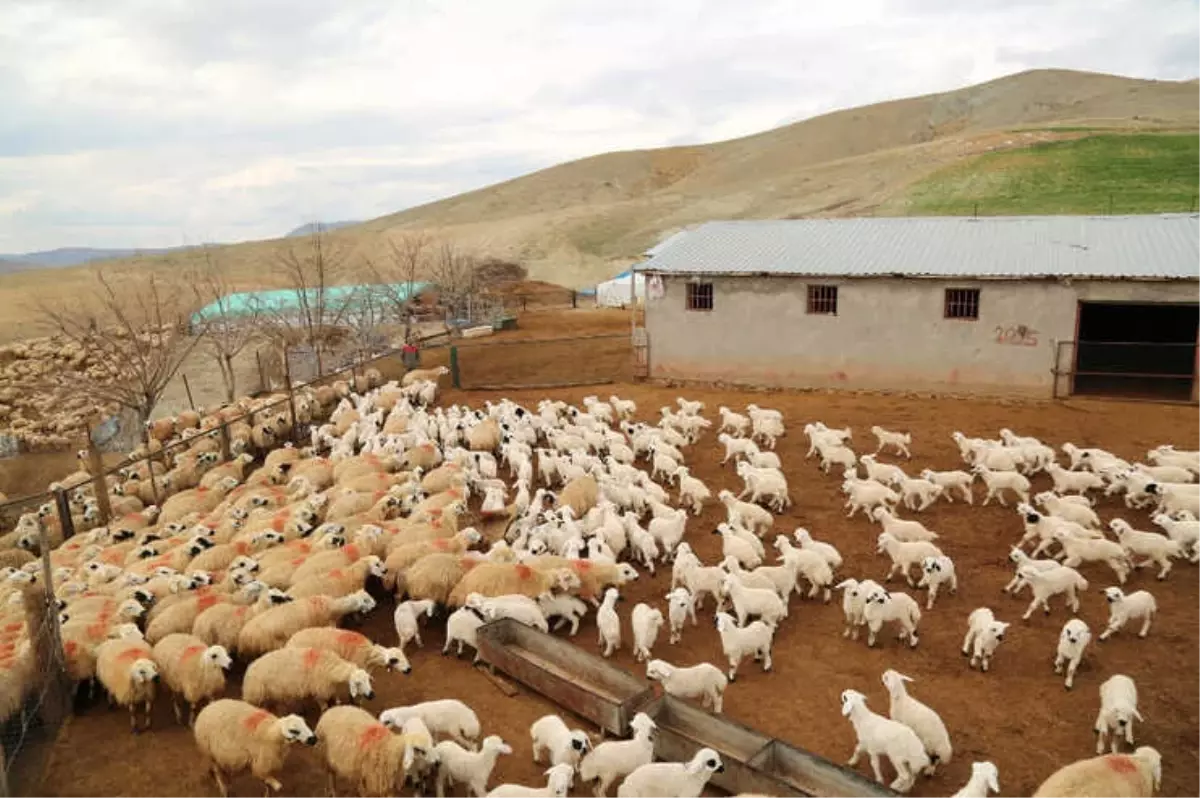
944,287,980,320
686,281,714,311
806,284,839,315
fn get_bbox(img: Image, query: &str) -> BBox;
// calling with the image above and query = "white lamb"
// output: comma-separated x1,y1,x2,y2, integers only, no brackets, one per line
665,587,696,645
920,468,974,504
1098,586,1157,641
915,555,957,610
393,599,435,651
648,508,688,561
1046,463,1105,495
1053,530,1131,585
616,747,724,798
713,524,761,569
434,735,512,798
596,588,622,658
578,712,657,797
880,670,952,775
714,611,774,681
961,607,1010,671
487,763,574,798
380,699,482,750
1035,491,1101,529
1146,480,1200,517
860,455,908,487
538,592,589,636
1152,510,1200,562
735,461,790,512
876,532,944,586
716,432,756,464
777,543,834,602
443,606,485,662
871,507,938,543
840,689,929,793
972,465,1030,506
1094,674,1142,754
530,714,592,768
673,467,710,516
719,574,787,627
1055,618,1091,689
717,407,750,437
871,426,912,459
645,659,727,713
952,762,1000,798
1003,547,1059,595
897,477,943,512
835,578,884,640
746,404,785,449
843,478,901,519
862,588,921,649
630,603,664,663
793,527,843,569
817,442,858,474
717,490,773,537
466,593,550,633
1109,519,1182,580
1018,563,1088,619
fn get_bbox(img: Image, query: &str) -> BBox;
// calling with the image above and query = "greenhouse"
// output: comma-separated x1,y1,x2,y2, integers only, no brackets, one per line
190,281,434,327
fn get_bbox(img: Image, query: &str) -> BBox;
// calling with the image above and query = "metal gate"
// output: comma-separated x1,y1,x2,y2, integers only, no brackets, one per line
632,326,648,378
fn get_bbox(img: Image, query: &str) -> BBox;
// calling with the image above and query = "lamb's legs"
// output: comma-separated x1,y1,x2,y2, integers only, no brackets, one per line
210,765,229,798
1139,613,1153,637
868,753,885,785
847,742,865,767
1094,716,1108,754
1022,596,1042,620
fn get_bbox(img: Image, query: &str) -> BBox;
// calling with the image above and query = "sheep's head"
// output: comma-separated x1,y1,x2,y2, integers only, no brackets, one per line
840,689,867,717
1103,586,1126,604
347,668,374,701
986,621,1010,644
130,659,159,684
481,735,513,756
279,714,318,746
567,730,591,755
1061,621,1089,646
1110,703,1142,729
204,646,233,670
377,646,411,674
109,623,144,640
614,563,639,584
365,556,387,579
971,762,1000,794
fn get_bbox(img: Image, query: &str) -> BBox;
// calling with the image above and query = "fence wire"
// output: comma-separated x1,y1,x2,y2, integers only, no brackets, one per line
454,333,634,390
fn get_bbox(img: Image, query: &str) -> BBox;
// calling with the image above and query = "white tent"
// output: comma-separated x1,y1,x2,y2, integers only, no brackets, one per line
595,269,646,308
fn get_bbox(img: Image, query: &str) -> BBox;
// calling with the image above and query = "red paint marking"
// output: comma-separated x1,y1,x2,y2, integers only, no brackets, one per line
514,564,533,580
233,606,250,619
572,560,594,573
4,622,23,633
242,709,271,733
302,648,323,669
1105,755,1138,775
335,630,364,648
432,539,449,551
328,569,344,580
197,594,222,611
343,545,360,561
234,541,250,555
180,645,206,662
291,558,306,567
87,622,107,640
271,517,286,533
196,488,209,494
116,646,148,663
358,724,390,749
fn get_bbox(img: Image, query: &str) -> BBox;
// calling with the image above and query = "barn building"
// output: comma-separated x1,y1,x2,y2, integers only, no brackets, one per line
635,214,1200,401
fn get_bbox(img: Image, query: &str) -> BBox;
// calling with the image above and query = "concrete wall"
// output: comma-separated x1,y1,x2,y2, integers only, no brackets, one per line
644,275,1198,397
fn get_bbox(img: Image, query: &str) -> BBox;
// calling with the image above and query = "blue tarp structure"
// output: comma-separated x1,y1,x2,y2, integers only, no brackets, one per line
191,282,434,325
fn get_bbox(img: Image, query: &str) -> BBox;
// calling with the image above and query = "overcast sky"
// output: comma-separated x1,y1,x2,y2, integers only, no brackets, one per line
0,0,1195,253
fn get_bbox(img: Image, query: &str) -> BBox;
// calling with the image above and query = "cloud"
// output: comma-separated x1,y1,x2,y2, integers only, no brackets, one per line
0,0,1195,252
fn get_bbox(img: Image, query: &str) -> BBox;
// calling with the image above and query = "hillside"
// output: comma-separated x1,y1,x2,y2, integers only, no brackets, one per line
0,67,1195,343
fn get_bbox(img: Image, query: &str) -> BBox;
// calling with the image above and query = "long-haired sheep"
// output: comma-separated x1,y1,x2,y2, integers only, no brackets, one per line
447,563,581,607
383,529,483,591
403,554,482,605
286,627,410,674
193,699,317,797
236,591,377,658
151,633,232,725
315,705,414,798
192,588,293,656
527,557,639,605
1031,746,1161,798
287,555,388,600
242,646,375,712
94,633,160,732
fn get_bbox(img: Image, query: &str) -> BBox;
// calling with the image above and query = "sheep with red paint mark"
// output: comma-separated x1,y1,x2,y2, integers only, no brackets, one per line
151,632,232,725
285,626,410,674
1032,746,1161,797
94,630,160,732
193,698,316,797
241,645,374,713
315,705,415,798
446,562,581,607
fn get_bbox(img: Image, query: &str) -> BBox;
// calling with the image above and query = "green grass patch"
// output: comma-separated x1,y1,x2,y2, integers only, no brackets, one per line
899,133,1199,216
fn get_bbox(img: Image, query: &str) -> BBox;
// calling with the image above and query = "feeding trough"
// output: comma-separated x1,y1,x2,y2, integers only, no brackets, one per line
475,619,656,737
748,739,900,797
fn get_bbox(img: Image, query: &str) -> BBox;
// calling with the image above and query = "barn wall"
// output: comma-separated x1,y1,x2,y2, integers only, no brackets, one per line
644,275,1198,397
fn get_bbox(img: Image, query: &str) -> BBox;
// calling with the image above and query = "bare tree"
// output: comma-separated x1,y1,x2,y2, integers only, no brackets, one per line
428,240,480,323
36,270,206,423
364,231,430,341
187,246,262,402
265,225,355,376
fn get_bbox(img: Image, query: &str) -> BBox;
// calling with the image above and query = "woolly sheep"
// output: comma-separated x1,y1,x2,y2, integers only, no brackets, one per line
595,588,622,657
862,588,921,649
723,555,795,601
443,606,485,662
972,465,1030,506
871,426,912,458
713,524,761,569
315,705,414,798
1095,674,1142,754
1032,746,1161,798
434,735,512,797
734,460,791,512
880,670,951,775
674,466,710,515
665,587,696,644
793,527,842,569
717,407,750,437
630,602,664,662
746,404,785,449
487,763,575,798
579,712,657,797
962,608,1010,672
817,442,859,474
876,532,943,586
447,563,580,607
1055,618,1092,689
241,646,374,712
952,762,1000,798
915,555,957,610
843,477,901,519
896,477,943,512
777,543,834,602
237,591,376,657
870,507,938,543
840,689,929,793
835,578,884,640
380,699,482,750
537,592,589,636
530,713,593,768
1053,530,1131,585
192,699,316,797
1046,463,1106,495
714,611,774,681
466,592,551,633
717,490,773,537
151,633,232,725
1109,519,1181,580
645,659,728,713
393,598,435,650
1019,563,1088,619
1151,511,1199,562
860,454,908,487
719,574,787,627
920,468,974,504
286,627,410,674
616,747,725,798
1099,587,1157,641
94,635,159,732
1035,491,1101,528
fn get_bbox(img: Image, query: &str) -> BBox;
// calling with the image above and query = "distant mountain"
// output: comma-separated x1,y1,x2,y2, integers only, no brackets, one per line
285,221,360,238
0,246,190,270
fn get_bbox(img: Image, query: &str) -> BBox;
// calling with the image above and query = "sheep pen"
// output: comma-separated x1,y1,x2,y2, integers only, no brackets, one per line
21,379,1200,798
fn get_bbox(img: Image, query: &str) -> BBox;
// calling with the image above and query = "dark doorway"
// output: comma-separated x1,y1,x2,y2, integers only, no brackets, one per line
1074,302,1198,400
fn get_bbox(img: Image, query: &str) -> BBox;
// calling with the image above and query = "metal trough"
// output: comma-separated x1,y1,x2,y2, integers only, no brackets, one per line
748,739,900,797
475,619,656,737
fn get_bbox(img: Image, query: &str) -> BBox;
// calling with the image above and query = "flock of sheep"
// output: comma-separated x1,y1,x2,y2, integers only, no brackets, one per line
0,365,1196,797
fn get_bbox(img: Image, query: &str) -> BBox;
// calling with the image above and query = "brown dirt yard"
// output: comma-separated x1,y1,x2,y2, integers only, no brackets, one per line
31,375,1198,797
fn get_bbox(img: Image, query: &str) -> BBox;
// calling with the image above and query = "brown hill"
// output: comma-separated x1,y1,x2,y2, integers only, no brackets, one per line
0,68,1195,343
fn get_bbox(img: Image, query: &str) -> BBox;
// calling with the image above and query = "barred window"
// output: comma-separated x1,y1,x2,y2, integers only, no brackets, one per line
944,288,980,320
807,285,838,315
686,282,714,311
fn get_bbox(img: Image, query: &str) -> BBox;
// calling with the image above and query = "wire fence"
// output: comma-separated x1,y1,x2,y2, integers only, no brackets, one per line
450,332,634,391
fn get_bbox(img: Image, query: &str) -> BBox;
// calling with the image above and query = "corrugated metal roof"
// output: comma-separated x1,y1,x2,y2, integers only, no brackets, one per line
635,215,1200,280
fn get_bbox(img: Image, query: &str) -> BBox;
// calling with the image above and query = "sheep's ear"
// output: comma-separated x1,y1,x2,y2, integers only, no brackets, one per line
896,672,914,683
840,700,854,717
987,771,1000,793
1133,708,1144,722
402,745,415,771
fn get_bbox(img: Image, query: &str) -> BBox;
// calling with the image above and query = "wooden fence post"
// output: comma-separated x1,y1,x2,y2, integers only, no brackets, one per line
256,350,266,393
181,373,196,411
571,290,577,308
218,423,231,462
283,353,299,441
53,489,76,542
450,346,461,390
87,433,112,526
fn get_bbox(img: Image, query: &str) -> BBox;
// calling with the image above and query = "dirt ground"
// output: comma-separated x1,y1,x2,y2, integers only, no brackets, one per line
30,375,1199,797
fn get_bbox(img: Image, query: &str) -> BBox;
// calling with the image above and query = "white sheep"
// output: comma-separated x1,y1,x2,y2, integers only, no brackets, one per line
835,578,884,640
1098,587,1157,641
674,467,710,515
961,607,1010,671
1055,618,1092,689
538,592,589,636
870,507,938,543
1152,511,1200,562
1034,491,1100,528
443,607,485,662
629,602,663,663
915,555,957,610
972,464,1030,506
1032,746,1161,798
817,442,858,474
793,527,842,569
434,735,512,797
648,508,688,560
859,454,908,487
862,587,921,649
1046,463,1105,495
876,532,944,586
617,747,724,798
713,523,762,569
393,598,435,650
677,558,725,613
880,670,952,775
578,712,657,797
843,478,901,519
952,762,1000,798
1109,519,1182,579
734,461,791,512
920,468,974,504
840,689,929,793
777,543,834,602
1145,480,1200,517
665,587,696,644
645,659,727,713
487,763,575,798
871,426,912,458
719,573,787,627
897,477,943,512
746,404,785,449
717,407,750,437
1053,530,1131,585
717,489,774,537
466,593,550,633
530,713,593,768
714,611,774,681
596,588,622,657
380,699,482,749
1019,563,1088,619
1095,674,1142,754
716,432,756,466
